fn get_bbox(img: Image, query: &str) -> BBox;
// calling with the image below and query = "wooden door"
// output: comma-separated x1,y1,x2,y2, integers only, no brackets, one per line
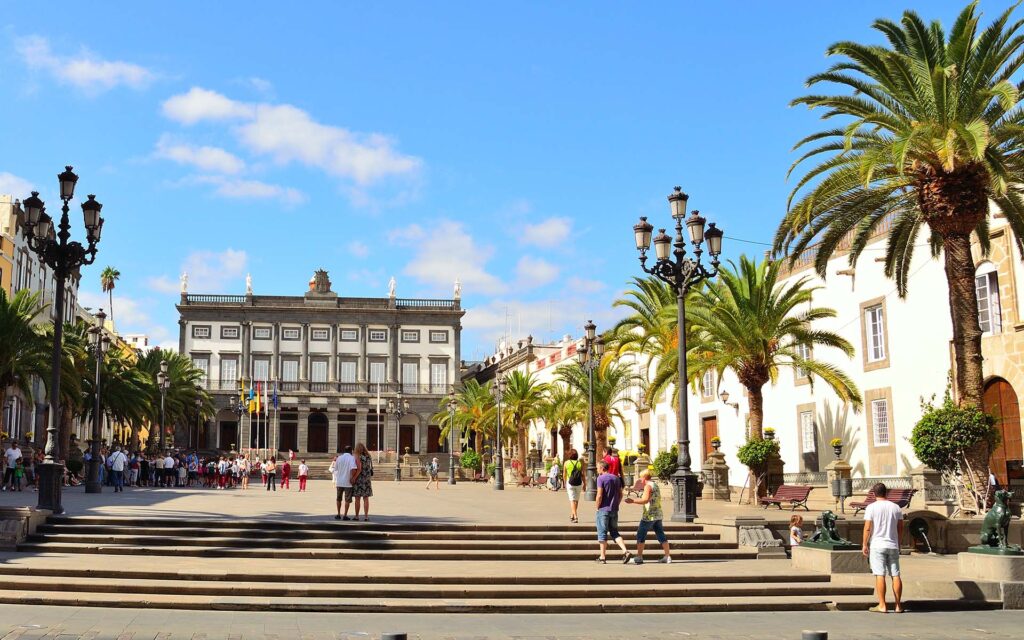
279,423,298,453
307,414,328,453
701,416,719,462
427,425,442,453
218,421,238,451
338,423,354,452
399,424,415,454
640,427,651,454
984,379,1023,486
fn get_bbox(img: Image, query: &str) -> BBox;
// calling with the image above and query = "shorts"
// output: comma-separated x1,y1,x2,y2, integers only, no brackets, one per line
596,511,620,542
869,548,901,576
336,486,354,502
636,518,667,544
566,484,582,501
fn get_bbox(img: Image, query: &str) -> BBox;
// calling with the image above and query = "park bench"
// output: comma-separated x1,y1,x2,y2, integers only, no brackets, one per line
626,478,645,498
759,484,813,511
849,488,916,515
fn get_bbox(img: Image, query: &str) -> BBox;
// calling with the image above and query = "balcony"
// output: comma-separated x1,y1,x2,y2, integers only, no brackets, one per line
198,380,448,396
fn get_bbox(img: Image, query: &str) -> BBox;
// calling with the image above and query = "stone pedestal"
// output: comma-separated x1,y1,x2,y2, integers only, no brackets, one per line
633,455,650,479
403,453,420,478
701,450,731,501
825,458,852,509
734,515,786,558
792,546,870,574
910,465,942,509
959,552,1024,582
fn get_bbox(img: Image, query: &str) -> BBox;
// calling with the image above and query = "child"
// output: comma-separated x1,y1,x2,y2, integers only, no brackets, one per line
298,459,309,492
281,459,291,490
13,459,24,491
790,514,804,547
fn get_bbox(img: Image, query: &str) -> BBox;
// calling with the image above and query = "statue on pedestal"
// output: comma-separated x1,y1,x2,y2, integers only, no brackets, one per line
388,276,396,299
454,278,462,300
969,490,1022,556
180,272,188,294
246,273,253,296
802,510,859,551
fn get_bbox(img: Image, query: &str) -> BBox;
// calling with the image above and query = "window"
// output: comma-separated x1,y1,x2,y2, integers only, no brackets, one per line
282,360,299,382
282,327,301,340
865,305,886,362
871,399,890,446
253,327,271,340
311,360,328,383
369,361,386,384
311,328,330,341
220,358,237,384
800,411,816,453
220,326,240,340
192,357,209,382
192,325,210,339
339,360,357,383
657,414,668,452
430,362,448,393
429,330,448,344
700,370,714,398
339,328,359,342
795,343,812,378
253,359,270,381
976,267,1002,334
369,329,387,342
402,362,419,392
401,330,420,343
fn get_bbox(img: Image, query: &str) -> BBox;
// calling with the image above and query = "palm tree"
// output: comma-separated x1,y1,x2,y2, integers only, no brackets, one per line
501,370,548,473
776,2,1024,415
538,384,586,458
99,267,120,325
0,290,49,439
136,349,210,451
557,359,639,456
686,256,862,442
41,321,90,459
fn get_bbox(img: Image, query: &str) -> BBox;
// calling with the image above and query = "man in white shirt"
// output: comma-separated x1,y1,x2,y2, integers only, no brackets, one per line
163,454,175,487
108,446,128,493
4,443,22,491
330,446,360,520
862,482,904,613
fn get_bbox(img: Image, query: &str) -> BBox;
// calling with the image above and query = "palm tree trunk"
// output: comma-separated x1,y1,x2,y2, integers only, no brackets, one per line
747,386,764,440
517,425,527,475
0,389,6,439
594,413,609,460
108,290,114,326
559,426,572,460
942,234,985,408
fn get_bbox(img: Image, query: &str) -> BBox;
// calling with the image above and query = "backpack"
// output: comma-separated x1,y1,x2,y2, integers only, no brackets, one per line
567,460,583,487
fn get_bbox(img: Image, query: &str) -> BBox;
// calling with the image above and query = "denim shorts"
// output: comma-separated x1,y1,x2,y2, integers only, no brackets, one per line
596,511,620,542
636,518,667,544
870,548,901,576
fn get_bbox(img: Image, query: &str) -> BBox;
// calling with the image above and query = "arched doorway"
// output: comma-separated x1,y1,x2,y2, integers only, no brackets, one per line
308,412,328,453
983,378,1024,486
216,409,238,452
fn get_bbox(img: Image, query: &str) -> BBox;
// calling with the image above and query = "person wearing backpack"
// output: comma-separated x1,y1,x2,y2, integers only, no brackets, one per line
563,449,584,523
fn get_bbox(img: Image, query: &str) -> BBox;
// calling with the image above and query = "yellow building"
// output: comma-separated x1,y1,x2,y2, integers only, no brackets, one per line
0,232,12,297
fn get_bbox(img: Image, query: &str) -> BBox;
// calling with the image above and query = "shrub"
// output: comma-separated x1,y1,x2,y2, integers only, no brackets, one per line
459,450,482,470
651,444,679,482
486,462,497,478
737,438,780,469
911,392,998,473
829,437,843,448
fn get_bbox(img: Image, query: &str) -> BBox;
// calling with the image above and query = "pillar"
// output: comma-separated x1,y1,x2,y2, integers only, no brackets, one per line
327,409,338,453
297,406,310,453
358,323,368,383
356,407,368,445
910,464,942,510
384,413,398,456
329,325,338,383
389,324,400,384
300,323,310,381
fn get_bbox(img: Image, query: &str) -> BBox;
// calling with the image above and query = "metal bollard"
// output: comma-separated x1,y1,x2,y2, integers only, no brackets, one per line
381,634,408,640
801,632,827,640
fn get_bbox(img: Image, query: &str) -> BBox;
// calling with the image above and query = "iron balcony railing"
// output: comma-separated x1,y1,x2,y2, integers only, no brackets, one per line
200,380,449,396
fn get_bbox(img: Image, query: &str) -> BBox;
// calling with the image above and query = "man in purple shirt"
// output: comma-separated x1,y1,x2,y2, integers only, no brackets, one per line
594,460,631,564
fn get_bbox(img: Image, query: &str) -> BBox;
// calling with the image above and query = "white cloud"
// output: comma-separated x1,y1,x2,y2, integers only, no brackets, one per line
78,290,173,349
147,248,249,296
189,175,306,207
515,256,559,288
16,35,154,93
347,241,370,258
521,217,572,248
246,77,273,96
161,87,421,185
566,276,606,294
0,172,34,198
391,220,506,296
462,298,620,352
155,135,245,174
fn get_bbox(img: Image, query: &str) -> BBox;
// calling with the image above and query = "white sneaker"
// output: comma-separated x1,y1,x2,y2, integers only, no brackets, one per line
658,557,672,564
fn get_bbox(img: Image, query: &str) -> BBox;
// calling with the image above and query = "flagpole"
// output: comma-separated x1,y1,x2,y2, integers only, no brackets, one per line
376,382,381,464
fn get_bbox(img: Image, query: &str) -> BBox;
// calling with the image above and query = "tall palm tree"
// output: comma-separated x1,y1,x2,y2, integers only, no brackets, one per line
538,384,586,458
501,370,548,472
776,2,1024,415
687,256,862,441
557,359,639,456
41,321,90,458
136,349,210,451
0,290,49,438
99,267,120,325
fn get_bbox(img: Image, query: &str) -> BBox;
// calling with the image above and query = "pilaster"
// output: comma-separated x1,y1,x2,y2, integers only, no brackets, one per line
178,319,186,354
358,323,368,382
297,405,310,452
273,322,281,379
389,324,400,384
327,409,338,453
329,325,338,382
300,322,310,381
356,407,369,445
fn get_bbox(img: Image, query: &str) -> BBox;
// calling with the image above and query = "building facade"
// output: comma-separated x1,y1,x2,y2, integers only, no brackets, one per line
177,270,464,456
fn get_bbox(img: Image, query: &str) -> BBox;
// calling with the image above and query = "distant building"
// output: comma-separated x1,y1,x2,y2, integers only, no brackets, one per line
122,333,150,351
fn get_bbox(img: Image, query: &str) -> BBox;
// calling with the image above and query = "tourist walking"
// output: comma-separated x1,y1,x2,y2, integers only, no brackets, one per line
240,455,250,490
603,446,623,482
863,482,904,613
330,447,358,520
594,459,630,564
281,459,291,490
4,442,22,491
264,457,278,491
624,469,671,564
563,449,584,523
298,459,309,492
426,457,440,490
352,443,373,520
108,445,128,493
547,458,560,490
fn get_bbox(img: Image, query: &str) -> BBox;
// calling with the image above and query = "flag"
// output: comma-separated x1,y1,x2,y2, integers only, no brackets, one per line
239,377,245,404
255,382,262,414
263,380,269,414
247,380,256,414
272,381,278,409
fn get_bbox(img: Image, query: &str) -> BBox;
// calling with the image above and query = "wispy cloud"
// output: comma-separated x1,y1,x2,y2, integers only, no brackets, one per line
347,241,370,258
521,216,572,248
155,135,245,174
0,172,35,198
391,220,505,296
186,175,306,207
16,35,155,94
515,255,559,288
147,248,249,295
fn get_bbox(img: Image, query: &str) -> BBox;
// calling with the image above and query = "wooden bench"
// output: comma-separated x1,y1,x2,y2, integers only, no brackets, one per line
759,484,813,511
849,488,916,515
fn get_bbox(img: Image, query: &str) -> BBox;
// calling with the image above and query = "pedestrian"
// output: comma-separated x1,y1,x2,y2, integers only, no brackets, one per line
563,449,584,523
547,458,561,491
863,482,904,613
352,443,373,521
239,455,250,490
281,459,291,490
603,446,623,482
217,456,228,489
12,459,23,491
4,441,22,491
298,459,309,492
330,447,358,520
264,457,277,491
108,445,128,493
426,457,440,490
163,452,175,487
790,514,805,547
594,459,630,564
624,469,671,564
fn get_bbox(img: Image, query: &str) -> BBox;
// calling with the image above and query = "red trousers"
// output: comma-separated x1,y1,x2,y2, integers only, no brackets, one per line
299,476,307,491
218,474,226,488
281,474,290,489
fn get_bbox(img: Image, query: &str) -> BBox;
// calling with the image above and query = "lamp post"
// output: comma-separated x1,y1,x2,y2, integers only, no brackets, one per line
193,392,202,451
85,309,110,494
157,360,170,453
387,391,409,482
633,186,724,522
577,320,605,502
447,389,458,486
22,166,105,514
490,375,507,490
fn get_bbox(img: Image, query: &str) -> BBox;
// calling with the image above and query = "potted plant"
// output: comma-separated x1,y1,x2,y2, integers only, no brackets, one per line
830,437,843,459
763,427,776,441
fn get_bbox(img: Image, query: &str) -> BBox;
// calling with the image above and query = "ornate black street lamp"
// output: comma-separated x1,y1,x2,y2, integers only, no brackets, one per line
490,375,507,490
387,391,409,482
633,186,723,522
157,360,170,453
577,320,605,502
447,388,458,486
85,309,110,494
22,166,105,513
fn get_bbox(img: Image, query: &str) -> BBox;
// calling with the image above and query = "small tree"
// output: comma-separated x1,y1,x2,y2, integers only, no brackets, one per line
650,444,678,482
737,438,780,502
911,391,998,516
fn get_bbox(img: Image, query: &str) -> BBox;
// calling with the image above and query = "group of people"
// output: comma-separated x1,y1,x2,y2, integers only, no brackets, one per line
329,443,374,521
1,442,35,492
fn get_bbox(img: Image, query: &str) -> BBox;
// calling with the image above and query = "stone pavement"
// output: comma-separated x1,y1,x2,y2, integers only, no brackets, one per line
0,607,1022,639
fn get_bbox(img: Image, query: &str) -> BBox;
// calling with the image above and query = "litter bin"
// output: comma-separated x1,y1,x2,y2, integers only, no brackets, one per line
831,478,853,513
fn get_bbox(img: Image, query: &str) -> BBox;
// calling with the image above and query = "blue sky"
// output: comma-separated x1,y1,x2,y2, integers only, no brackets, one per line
0,0,996,358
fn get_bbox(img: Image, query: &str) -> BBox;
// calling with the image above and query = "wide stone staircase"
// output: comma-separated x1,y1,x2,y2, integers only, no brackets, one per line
0,515,900,612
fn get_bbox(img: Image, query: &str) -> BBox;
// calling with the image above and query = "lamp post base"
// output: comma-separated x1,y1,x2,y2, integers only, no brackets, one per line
670,470,699,522
447,462,457,485
395,465,402,482
84,480,102,494
85,458,102,494
494,466,504,490
36,462,65,514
